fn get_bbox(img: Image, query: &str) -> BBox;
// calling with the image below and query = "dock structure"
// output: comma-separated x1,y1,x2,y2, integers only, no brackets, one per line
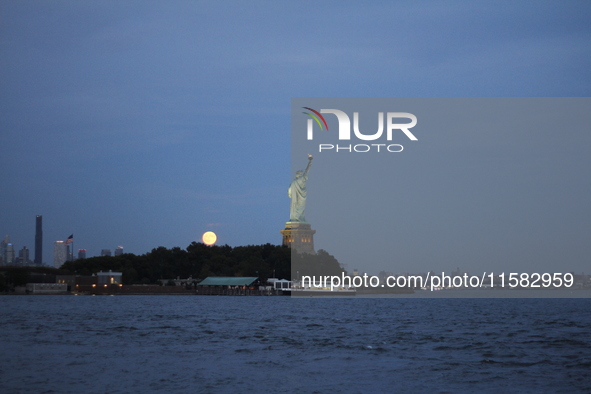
196,276,270,295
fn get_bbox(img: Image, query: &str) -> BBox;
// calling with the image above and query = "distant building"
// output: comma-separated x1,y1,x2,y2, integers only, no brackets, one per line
78,249,86,259
35,215,43,266
1,236,15,266
18,246,31,266
101,249,112,257
115,246,124,256
54,241,68,268
6,243,15,265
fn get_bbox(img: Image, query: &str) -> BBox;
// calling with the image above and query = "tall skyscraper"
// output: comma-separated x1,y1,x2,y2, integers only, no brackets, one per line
35,215,43,266
101,249,112,257
78,249,87,259
54,241,67,268
115,246,124,256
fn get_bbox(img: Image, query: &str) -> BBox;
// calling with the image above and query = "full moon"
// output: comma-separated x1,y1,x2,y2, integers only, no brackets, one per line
202,231,217,246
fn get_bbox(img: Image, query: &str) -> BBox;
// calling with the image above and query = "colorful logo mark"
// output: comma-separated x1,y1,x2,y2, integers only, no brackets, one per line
302,107,329,131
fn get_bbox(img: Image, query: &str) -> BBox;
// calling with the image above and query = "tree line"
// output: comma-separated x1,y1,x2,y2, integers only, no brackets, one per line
59,242,345,285
0,243,345,290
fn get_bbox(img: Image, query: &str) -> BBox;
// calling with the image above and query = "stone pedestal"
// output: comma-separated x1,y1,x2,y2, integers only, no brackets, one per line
280,222,316,255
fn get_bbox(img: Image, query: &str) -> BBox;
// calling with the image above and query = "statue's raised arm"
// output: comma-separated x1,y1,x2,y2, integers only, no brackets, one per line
288,155,313,223
303,154,313,177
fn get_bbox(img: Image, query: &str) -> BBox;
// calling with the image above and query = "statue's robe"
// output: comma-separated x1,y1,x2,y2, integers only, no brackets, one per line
289,173,308,222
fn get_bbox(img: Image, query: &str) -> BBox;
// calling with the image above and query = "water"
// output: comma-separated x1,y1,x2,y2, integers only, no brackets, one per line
1,295,590,393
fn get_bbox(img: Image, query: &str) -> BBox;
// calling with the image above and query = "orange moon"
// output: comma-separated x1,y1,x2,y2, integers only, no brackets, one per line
202,231,217,246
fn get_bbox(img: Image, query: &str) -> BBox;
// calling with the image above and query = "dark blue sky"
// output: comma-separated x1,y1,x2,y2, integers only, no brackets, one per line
1,1,590,266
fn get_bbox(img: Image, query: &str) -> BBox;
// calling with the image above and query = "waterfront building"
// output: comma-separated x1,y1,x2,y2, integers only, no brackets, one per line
25,283,68,294
97,270,122,285
157,276,196,287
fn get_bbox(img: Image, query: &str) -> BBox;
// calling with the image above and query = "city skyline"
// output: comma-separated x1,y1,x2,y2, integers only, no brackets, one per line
1,2,590,272
1,223,125,266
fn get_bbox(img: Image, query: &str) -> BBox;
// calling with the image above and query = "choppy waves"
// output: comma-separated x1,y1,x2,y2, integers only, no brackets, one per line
1,296,590,393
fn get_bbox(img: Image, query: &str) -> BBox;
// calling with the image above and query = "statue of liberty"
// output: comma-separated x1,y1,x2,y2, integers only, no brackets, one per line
289,154,313,222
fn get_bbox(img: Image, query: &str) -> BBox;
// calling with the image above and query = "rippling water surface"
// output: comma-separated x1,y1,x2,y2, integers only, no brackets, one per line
1,295,590,393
